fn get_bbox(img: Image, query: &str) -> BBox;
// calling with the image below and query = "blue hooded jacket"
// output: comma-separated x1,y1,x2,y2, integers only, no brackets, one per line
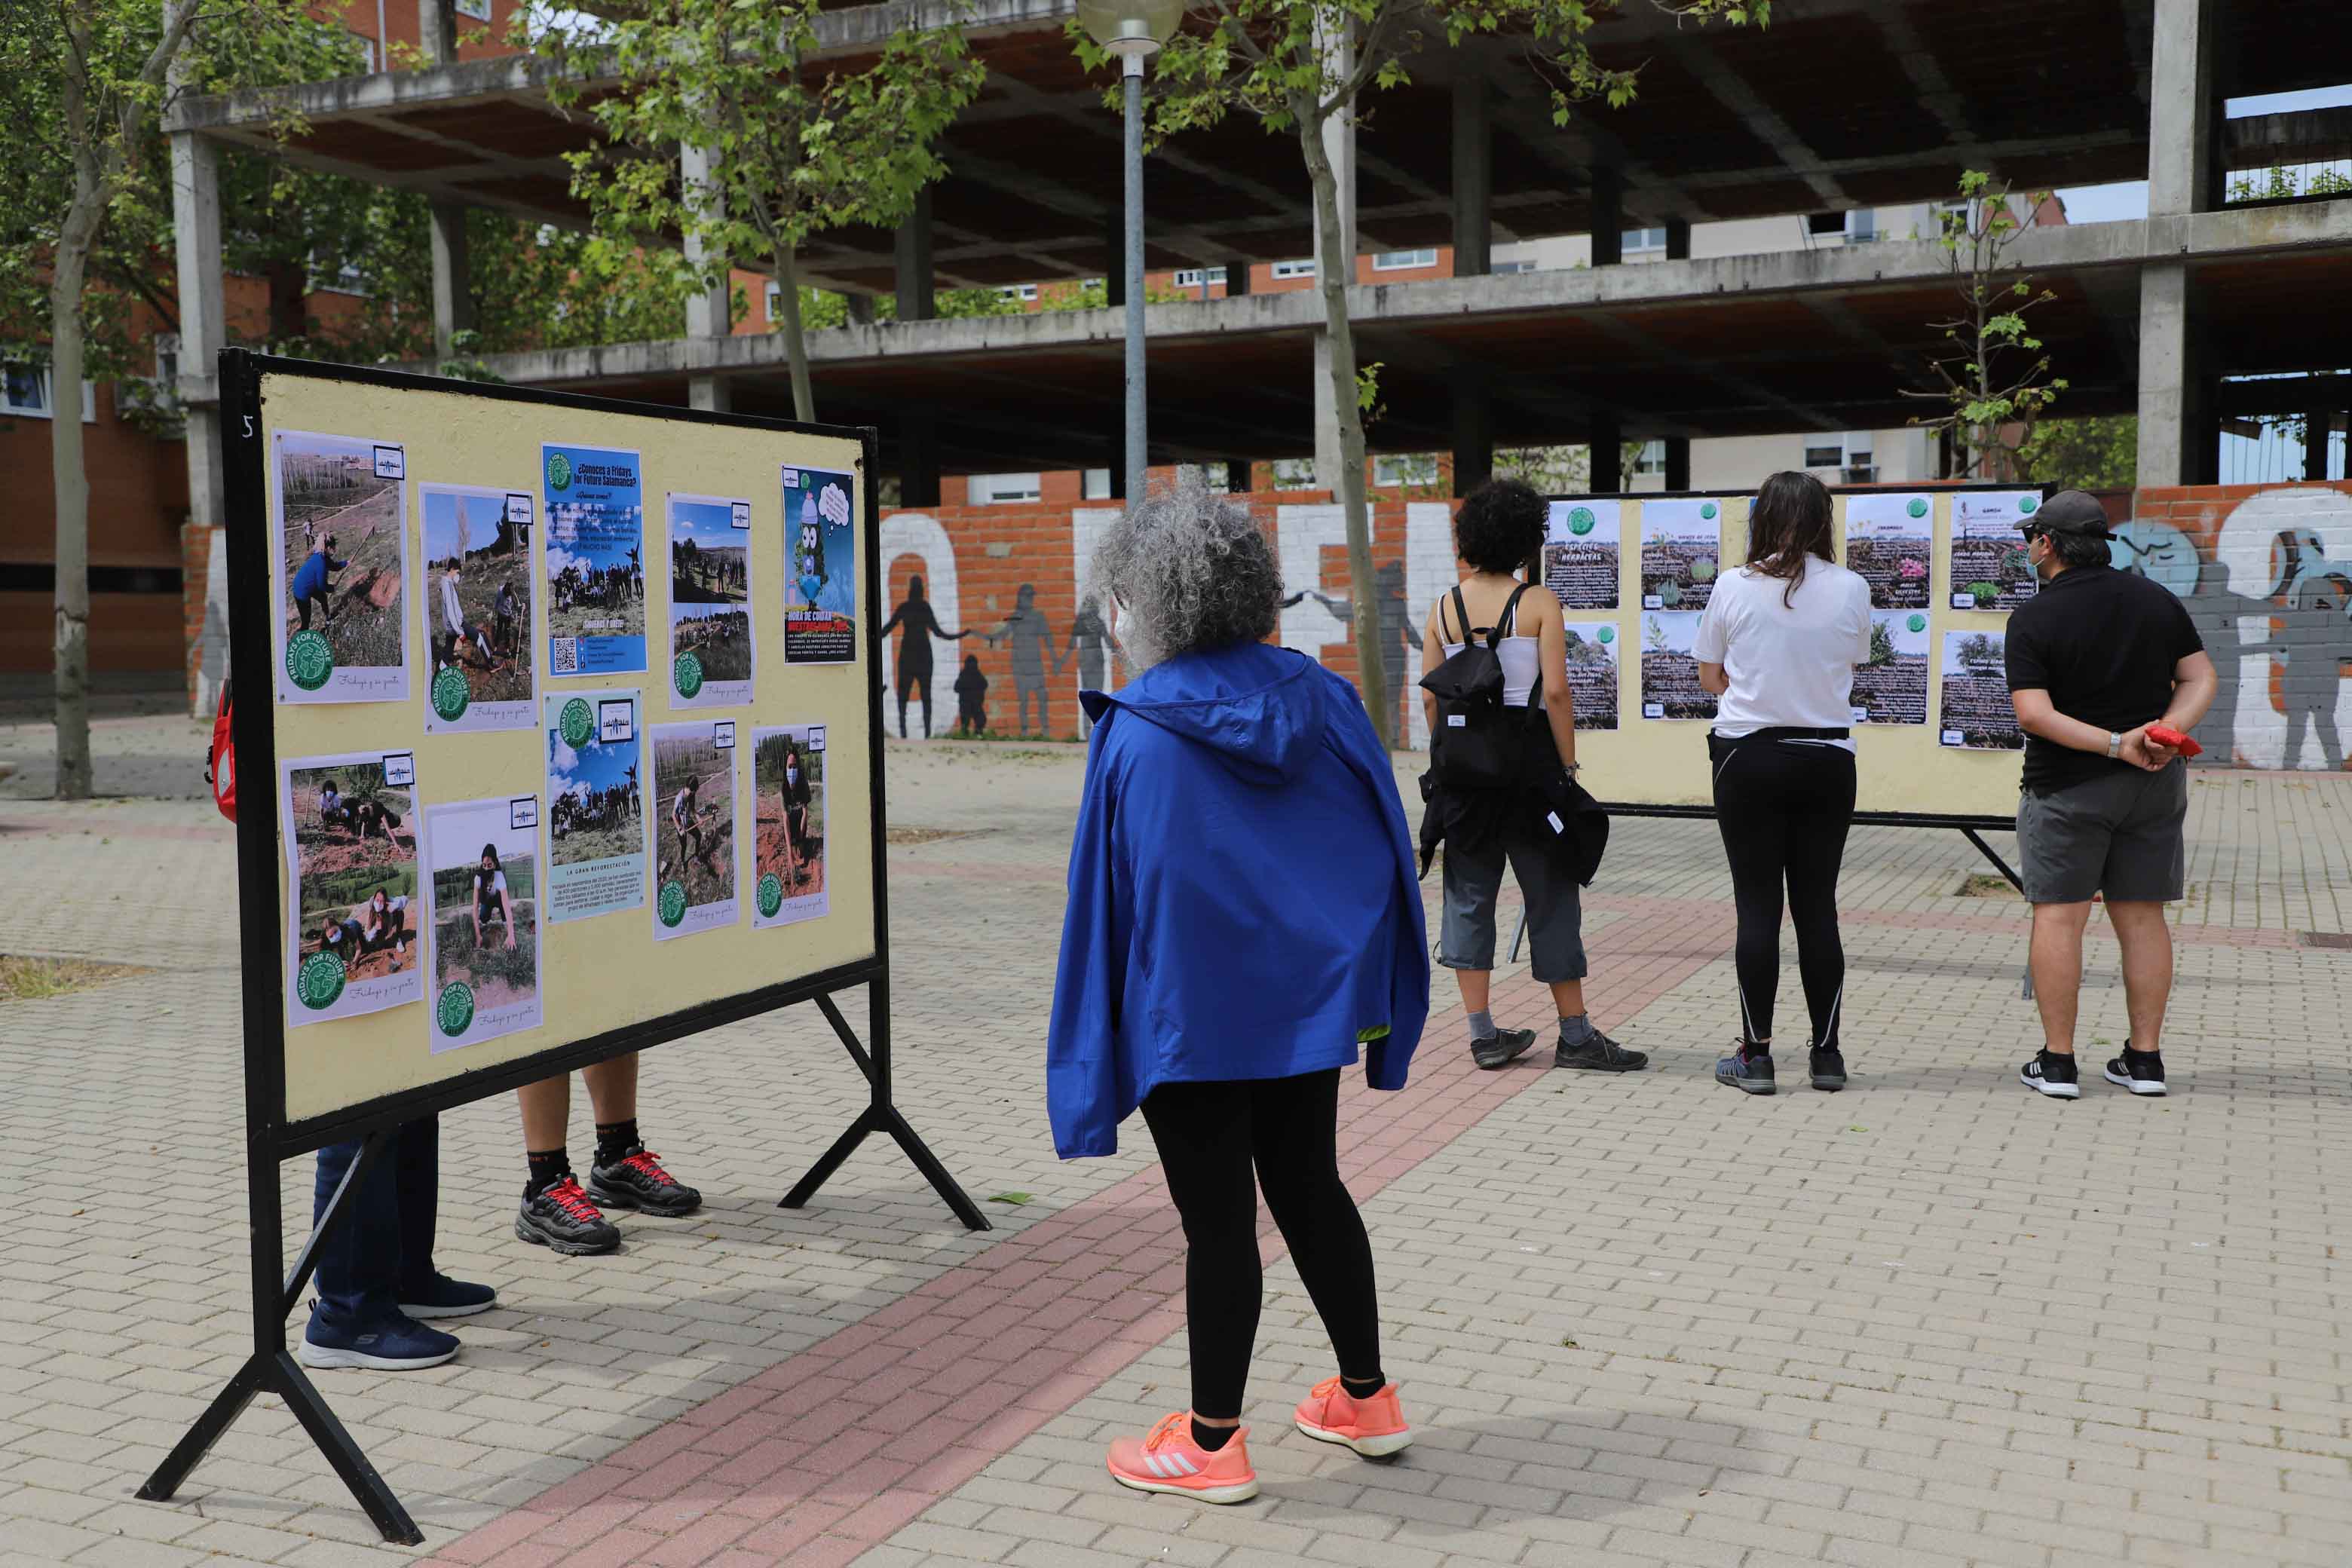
1046,641,1429,1158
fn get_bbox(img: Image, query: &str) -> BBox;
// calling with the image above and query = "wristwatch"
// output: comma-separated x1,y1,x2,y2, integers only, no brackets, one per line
1563,761,1582,777
2105,730,2123,758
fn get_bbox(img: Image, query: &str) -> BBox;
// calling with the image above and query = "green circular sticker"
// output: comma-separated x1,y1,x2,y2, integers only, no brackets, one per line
674,651,704,699
1906,613,1928,633
296,951,345,1011
1906,498,1929,519
2018,493,2038,514
1596,625,1615,645
559,697,593,748
757,872,783,918
658,880,687,927
1568,506,1596,536
436,982,475,1038
286,629,333,692
546,452,573,492
430,665,470,721
1699,501,1719,520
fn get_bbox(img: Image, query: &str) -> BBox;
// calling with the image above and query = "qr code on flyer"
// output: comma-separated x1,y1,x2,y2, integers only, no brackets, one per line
552,636,579,675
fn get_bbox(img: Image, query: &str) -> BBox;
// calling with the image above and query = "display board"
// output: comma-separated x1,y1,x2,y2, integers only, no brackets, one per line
1538,485,2041,820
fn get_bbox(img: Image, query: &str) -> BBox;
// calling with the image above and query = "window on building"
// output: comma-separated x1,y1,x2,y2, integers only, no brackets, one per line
1630,439,1668,476
1373,453,1440,486
997,283,1038,302
350,31,380,71
1802,443,1843,469
1082,469,1113,500
311,251,366,296
154,334,180,386
1805,211,1845,236
1270,259,1315,280
1934,200,1972,236
454,0,492,20
1373,249,1439,271
968,473,1042,504
1845,209,1879,243
1270,457,1316,487
764,280,781,320
1,364,95,421
1622,228,1668,255
1171,267,1228,289
1490,259,1537,275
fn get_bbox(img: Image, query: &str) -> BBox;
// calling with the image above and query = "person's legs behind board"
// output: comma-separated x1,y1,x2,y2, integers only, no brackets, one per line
1502,826,1643,1073
1710,737,1790,1095
2017,774,2119,1098
2098,761,2188,1096
301,1125,461,1370
1106,1079,1262,1502
1779,743,1858,1089
1438,833,1537,1069
390,1117,498,1319
513,1073,624,1255
1249,1070,1412,1458
583,1052,702,1218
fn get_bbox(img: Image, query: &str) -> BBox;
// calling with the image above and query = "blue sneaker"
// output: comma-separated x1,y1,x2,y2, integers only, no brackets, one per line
1715,1044,1776,1096
400,1273,498,1321
297,1306,459,1371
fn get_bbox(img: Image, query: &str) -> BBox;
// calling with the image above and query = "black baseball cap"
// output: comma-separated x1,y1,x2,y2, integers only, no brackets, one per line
2023,489,2115,539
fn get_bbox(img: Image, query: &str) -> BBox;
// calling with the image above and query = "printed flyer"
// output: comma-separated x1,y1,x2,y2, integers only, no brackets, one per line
273,430,410,705
1638,611,1716,721
1844,492,1934,610
279,750,424,1027
1938,629,2023,749
544,691,646,922
1542,499,1621,611
1639,498,1726,611
667,493,756,708
752,724,830,928
1560,621,1619,730
1848,611,1931,725
782,465,857,663
1949,490,2042,611
420,482,538,733
421,795,545,1052
650,719,742,940
544,443,647,676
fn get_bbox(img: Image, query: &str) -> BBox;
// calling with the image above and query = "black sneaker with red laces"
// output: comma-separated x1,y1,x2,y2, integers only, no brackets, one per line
587,1147,703,1217
514,1175,623,1255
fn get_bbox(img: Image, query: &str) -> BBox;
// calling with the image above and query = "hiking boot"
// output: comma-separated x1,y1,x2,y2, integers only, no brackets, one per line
2102,1047,2167,1097
1106,1412,1258,1504
587,1147,703,1217
1716,1045,1775,1095
1808,1046,1848,1092
2019,1050,2081,1099
1471,1027,1539,1070
297,1306,458,1371
398,1273,498,1321
1294,1377,1413,1458
515,1176,622,1255
1554,1030,1647,1072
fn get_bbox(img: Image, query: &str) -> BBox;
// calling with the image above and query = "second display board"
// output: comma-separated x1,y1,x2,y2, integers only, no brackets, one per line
1535,487,2039,817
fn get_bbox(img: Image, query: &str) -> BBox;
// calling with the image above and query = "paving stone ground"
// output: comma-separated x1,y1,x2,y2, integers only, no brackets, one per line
0,717,2347,1568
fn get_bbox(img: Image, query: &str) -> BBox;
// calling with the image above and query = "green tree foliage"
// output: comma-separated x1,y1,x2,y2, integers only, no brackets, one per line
1865,616,1894,667
1905,171,2067,479
2017,414,2136,491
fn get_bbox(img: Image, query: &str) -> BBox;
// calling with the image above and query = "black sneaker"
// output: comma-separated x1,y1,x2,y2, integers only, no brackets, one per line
2019,1050,2081,1099
1554,1030,1647,1072
1716,1046,1775,1095
587,1147,703,1217
515,1175,623,1255
2103,1048,2167,1097
1471,1027,1539,1070
1808,1046,1847,1092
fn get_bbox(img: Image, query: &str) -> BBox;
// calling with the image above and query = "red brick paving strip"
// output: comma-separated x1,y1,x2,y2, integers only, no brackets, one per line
429,900,1735,1567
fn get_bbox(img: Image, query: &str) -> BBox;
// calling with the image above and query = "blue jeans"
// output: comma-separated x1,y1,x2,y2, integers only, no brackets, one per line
311,1118,439,1331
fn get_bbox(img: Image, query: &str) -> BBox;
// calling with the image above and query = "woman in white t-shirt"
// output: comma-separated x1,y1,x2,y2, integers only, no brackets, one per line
1692,471,1873,1098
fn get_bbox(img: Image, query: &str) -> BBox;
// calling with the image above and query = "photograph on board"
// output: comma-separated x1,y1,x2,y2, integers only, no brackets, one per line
1560,621,1620,730
1638,610,1717,721
274,430,410,703
651,720,740,939
421,483,537,732
782,465,857,663
1638,498,1724,611
1939,629,2025,749
667,493,755,707
423,795,544,1052
544,691,646,922
1844,492,1934,610
280,752,424,1027
1849,611,1932,725
752,724,828,927
1949,490,2042,610
544,443,646,676
1541,500,1620,611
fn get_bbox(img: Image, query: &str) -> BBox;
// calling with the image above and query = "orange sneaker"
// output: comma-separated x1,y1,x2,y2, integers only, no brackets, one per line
1294,1377,1413,1457
1106,1411,1258,1503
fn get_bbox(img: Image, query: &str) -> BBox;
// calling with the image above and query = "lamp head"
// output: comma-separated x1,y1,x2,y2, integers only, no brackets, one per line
1076,0,1184,58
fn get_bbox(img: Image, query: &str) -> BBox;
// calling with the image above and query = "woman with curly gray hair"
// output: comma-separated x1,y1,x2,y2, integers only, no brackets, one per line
1048,477,1431,1503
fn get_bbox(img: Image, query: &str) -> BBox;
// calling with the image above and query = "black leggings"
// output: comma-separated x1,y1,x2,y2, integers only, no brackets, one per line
1139,1069,1382,1419
1710,735,1857,1051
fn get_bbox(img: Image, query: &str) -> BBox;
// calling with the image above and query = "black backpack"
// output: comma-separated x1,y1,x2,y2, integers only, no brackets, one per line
1421,583,1539,792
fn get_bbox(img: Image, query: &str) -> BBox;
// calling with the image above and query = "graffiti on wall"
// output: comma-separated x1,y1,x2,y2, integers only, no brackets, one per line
877,514,963,740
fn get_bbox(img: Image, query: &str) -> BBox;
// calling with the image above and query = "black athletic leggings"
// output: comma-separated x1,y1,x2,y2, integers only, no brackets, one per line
1709,733,1857,1052
1139,1068,1382,1419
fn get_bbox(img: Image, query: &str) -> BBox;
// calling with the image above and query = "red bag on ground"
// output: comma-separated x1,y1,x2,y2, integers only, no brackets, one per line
2147,722,2203,759
207,678,236,822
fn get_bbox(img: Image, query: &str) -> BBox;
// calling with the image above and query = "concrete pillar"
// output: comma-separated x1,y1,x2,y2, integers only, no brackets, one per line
1451,370,1492,497
678,139,730,413
895,188,936,322
417,0,456,63
171,126,228,715
899,412,941,507
427,198,474,362
1451,75,1492,277
2136,263,2203,486
1589,168,1624,267
2146,0,2216,216
846,292,877,326
1664,218,1691,262
1591,414,1623,493
1222,260,1251,297
1664,436,1691,491
2308,406,2338,482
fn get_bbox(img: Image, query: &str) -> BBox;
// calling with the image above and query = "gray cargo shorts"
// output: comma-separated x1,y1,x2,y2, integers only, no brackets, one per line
1438,826,1587,983
2016,761,2188,905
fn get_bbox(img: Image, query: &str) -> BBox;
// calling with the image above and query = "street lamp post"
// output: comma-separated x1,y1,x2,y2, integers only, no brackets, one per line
1076,0,1183,504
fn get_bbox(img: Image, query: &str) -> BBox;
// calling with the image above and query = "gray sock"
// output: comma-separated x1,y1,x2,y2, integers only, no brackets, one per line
1559,1014,1594,1047
1468,1009,1496,1042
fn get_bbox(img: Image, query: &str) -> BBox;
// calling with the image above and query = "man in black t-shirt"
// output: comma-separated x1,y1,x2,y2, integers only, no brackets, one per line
2003,491,2216,1101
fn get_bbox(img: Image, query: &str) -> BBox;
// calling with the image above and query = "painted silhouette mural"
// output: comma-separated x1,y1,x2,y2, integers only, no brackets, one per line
987,583,1057,737
2271,531,2352,770
1287,561,1414,735
877,574,970,740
